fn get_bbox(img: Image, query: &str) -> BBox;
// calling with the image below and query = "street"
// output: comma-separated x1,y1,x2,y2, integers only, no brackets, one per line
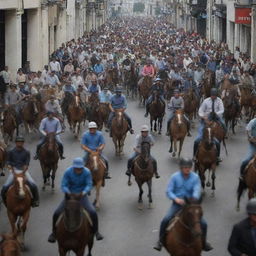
0,98,249,256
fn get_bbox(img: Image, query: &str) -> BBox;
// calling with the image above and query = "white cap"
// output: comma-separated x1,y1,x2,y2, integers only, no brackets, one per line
88,121,97,129
141,125,149,132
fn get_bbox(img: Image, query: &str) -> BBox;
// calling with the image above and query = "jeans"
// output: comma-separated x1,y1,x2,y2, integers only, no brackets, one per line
159,203,207,240
83,151,108,171
53,195,98,233
240,142,256,175
107,111,132,128
166,111,190,131
146,94,165,105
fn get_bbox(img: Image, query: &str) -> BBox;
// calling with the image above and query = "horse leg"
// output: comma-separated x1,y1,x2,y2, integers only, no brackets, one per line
137,182,144,210
169,138,173,153
211,168,216,197
94,181,102,210
51,166,57,191
178,139,184,158
248,189,254,199
87,237,94,256
7,211,18,235
58,247,67,256
154,119,157,132
147,180,153,209
159,118,163,135
150,117,153,132
172,139,177,157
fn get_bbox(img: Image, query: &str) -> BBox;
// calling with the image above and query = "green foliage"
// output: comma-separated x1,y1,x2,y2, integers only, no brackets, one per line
133,2,145,13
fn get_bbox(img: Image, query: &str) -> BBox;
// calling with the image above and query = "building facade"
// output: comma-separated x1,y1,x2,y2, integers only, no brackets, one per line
0,0,108,80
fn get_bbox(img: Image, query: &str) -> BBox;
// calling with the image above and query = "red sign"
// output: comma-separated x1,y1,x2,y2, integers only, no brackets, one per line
235,8,251,24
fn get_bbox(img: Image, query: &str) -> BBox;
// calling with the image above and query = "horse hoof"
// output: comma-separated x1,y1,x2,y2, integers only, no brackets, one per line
0,172,5,176
128,181,132,186
148,203,154,209
138,203,143,210
172,152,176,157
236,206,240,212
206,182,211,187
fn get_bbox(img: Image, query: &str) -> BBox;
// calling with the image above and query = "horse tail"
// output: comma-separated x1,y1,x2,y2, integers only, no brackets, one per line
237,179,247,203
223,138,228,156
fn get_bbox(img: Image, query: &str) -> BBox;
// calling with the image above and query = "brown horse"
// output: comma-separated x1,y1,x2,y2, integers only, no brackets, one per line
86,151,106,210
56,194,94,256
6,170,32,248
237,155,256,211
183,89,199,121
169,110,188,158
128,142,154,210
87,93,101,127
97,103,110,131
195,126,217,197
67,95,86,138
148,91,165,134
202,71,214,99
164,199,203,256
165,79,179,100
111,110,128,156
1,107,17,145
0,233,21,256
0,145,7,176
138,76,152,105
239,85,252,118
38,132,59,191
105,68,119,88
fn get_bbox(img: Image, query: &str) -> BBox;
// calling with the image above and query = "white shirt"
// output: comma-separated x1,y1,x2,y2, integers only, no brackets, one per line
49,61,61,72
0,70,11,83
198,97,224,118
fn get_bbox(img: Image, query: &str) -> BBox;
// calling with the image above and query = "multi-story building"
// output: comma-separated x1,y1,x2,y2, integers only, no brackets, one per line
0,0,108,80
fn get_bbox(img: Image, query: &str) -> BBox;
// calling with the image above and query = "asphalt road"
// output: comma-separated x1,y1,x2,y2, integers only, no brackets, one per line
0,97,250,256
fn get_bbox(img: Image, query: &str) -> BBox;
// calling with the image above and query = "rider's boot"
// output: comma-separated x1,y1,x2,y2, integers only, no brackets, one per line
30,184,40,207
125,168,131,176
48,221,57,243
166,120,170,136
187,122,192,137
202,236,213,251
33,145,40,160
58,144,66,160
153,240,163,251
104,161,111,179
0,186,7,206
144,104,149,117
153,160,160,178
95,231,104,241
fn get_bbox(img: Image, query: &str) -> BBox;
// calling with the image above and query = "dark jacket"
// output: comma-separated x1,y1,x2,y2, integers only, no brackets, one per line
228,218,256,256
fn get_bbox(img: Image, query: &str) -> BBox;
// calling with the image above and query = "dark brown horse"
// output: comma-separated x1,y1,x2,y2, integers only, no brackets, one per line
38,132,59,191
202,71,214,99
195,126,217,197
128,142,154,210
67,95,86,138
97,103,110,131
237,154,256,211
169,109,188,158
0,145,7,176
0,233,21,256
6,170,32,248
148,91,165,134
183,89,199,121
87,93,101,127
138,76,152,105
164,199,203,256
105,68,119,88
56,194,94,256
86,151,106,210
111,110,128,156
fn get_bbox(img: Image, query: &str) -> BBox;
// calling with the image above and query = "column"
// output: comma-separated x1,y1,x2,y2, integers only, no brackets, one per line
251,5,256,63
27,8,42,71
227,21,234,53
234,23,240,53
56,8,67,48
5,10,22,81
49,24,54,55
67,0,76,40
41,6,49,66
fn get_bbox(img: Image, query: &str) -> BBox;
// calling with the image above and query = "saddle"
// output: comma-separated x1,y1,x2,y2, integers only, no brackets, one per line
166,216,180,232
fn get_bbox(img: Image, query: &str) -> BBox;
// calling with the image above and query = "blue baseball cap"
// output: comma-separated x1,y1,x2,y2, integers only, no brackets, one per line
72,157,84,169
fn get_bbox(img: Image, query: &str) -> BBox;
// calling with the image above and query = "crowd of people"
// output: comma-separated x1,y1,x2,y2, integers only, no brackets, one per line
0,16,256,255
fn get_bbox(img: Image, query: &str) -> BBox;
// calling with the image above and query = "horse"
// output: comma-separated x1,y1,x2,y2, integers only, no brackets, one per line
67,95,86,138
0,233,21,256
97,103,110,131
195,126,217,197
138,76,152,105
105,68,119,89
164,198,203,256
0,145,7,177
38,132,59,191
202,71,214,99
87,93,101,127
21,96,41,133
61,92,75,119
183,88,199,122
86,151,106,210
111,110,128,156
56,194,94,256
6,170,32,248
237,155,256,211
148,91,165,134
223,88,240,134
128,142,154,210
164,79,178,101
0,107,18,145
169,109,188,158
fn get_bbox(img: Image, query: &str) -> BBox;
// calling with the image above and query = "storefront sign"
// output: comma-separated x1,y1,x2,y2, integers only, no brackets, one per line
235,8,251,24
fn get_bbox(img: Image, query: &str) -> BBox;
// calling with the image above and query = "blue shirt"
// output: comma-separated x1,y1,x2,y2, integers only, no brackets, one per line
39,117,62,135
7,147,30,169
166,171,201,201
81,131,105,151
110,94,127,109
61,167,93,194
99,91,113,103
246,118,256,138
93,64,104,74
88,84,100,94
63,84,76,93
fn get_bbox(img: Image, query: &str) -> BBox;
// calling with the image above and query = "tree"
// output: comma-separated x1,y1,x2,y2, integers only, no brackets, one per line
133,2,145,13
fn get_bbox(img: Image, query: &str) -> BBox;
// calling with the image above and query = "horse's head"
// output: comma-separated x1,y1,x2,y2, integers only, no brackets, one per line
64,194,83,232
89,151,100,172
13,171,27,200
175,109,184,124
202,125,214,147
46,132,56,153
181,198,203,238
115,110,124,126
140,141,151,162
75,95,80,107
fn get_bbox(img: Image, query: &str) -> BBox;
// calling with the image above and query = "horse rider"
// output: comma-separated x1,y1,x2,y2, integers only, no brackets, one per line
47,157,104,243
239,116,256,180
165,89,191,137
144,78,165,117
153,158,213,252
81,121,111,179
99,87,113,104
107,86,134,135
193,88,225,162
45,95,63,119
1,136,40,207
228,198,256,255
62,79,76,94
88,78,101,95
34,111,65,160
141,59,155,77
126,124,160,178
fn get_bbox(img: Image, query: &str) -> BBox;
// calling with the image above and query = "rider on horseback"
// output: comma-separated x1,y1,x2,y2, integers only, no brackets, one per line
153,158,213,252
144,78,165,117
107,86,134,135
165,89,191,136
48,157,104,243
99,87,113,103
126,125,160,178
88,79,101,95
193,88,225,162
34,111,65,160
141,59,155,78
81,121,111,179
45,95,63,120
1,136,40,207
